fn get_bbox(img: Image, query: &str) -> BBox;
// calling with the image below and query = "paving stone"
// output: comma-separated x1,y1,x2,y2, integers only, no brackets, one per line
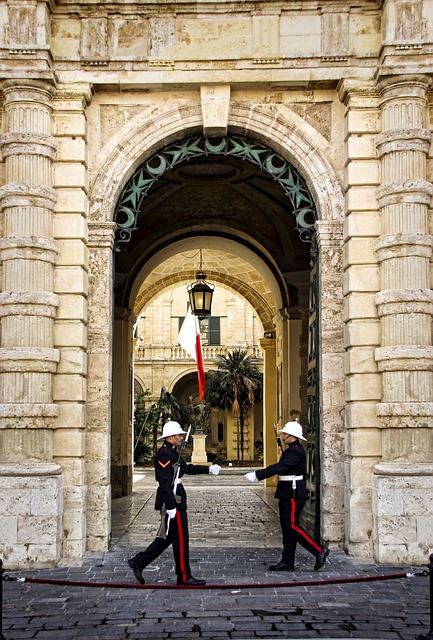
1,469,431,640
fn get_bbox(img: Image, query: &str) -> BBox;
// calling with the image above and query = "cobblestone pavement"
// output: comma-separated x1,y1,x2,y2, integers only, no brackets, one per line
2,468,432,640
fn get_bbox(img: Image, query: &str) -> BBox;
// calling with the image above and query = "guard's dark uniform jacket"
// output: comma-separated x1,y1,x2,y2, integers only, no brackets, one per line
154,440,209,511
255,439,308,499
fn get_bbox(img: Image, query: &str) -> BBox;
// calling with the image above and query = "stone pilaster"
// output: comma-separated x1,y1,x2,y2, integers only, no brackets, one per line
374,75,433,563
0,79,62,567
86,221,116,550
315,220,345,548
338,81,383,558
52,84,92,560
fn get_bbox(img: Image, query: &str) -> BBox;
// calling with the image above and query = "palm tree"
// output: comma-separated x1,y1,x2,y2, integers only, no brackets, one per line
204,349,263,461
137,388,190,455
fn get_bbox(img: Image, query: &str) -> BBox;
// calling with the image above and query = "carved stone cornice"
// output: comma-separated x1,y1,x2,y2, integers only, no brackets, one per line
377,74,431,99
87,222,116,249
1,78,56,103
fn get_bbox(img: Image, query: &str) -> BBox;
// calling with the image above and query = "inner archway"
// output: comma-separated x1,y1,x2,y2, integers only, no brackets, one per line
110,132,321,531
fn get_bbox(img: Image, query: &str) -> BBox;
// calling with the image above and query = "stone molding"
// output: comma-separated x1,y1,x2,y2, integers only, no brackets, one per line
375,128,431,157
0,132,58,159
0,183,57,210
375,291,433,317
0,404,59,419
376,180,433,207
376,402,433,418
0,291,59,317
0,462,62,476
0,347,60,373
374,462,433,476
377,74,431,99
0,235,59,263
315,220,344,248
376,232,433,261
375,345,433,371
87,222,116,249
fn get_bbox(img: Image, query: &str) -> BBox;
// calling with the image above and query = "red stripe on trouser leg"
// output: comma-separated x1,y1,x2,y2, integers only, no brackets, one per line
290,498,322,553
176,510,187,582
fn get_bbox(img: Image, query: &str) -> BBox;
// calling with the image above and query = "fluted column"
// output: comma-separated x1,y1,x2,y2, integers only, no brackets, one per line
0,80,59,455
374,75,433,562
0,79,62,567
375,76,433,444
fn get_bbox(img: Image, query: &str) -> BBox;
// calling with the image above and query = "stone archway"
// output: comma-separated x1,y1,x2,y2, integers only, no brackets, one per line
87,102,345,549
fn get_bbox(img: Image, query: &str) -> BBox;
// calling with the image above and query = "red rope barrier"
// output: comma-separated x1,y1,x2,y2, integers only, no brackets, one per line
21,572,409,590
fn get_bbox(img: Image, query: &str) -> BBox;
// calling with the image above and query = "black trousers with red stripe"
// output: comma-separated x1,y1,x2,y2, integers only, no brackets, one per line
279,497,323,565
132,509,191,582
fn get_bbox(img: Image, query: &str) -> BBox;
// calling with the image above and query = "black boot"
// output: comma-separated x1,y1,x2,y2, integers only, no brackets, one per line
177,576,206,586
128,558,145,584
314,547,330,571
269,560,295,571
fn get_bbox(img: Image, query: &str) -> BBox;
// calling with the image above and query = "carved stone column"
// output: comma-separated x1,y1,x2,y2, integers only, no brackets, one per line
0,79,62,567
374,75,433,563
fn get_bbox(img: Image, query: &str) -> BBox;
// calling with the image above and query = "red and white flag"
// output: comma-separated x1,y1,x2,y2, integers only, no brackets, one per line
178,307,205,400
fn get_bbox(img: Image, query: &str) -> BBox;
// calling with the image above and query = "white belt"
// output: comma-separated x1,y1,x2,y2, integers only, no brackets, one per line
279,475,303,489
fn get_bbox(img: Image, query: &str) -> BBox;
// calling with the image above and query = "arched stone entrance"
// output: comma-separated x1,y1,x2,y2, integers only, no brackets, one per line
88,103,345,552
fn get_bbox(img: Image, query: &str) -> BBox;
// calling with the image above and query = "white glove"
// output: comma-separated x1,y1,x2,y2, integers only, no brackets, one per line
209,464,221,475
244,471,258,483
166,508,177,519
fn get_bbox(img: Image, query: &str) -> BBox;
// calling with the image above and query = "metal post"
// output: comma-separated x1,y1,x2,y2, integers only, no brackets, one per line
417,553,433,640
0,558,6,640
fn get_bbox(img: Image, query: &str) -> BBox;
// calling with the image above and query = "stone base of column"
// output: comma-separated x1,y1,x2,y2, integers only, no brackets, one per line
191,433,208,464
373,462,433,564
0,462,62,568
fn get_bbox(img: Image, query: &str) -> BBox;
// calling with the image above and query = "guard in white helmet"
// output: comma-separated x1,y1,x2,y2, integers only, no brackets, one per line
244,420,330,571
127,421,221,586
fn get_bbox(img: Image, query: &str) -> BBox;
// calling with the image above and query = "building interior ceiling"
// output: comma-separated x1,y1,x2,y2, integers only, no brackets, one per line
114,154,311,317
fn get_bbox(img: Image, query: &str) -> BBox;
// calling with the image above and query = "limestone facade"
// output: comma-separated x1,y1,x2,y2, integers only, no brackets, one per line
0,0,432,567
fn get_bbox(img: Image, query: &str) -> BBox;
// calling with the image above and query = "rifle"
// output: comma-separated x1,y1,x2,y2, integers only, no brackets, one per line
156,425,192,539
273,423,284,454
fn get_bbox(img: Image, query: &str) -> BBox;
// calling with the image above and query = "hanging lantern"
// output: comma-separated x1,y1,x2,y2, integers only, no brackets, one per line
187,251,215,319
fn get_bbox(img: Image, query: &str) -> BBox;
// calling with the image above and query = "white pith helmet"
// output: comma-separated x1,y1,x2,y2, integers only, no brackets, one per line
157,420,187,440
278,421,306,441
